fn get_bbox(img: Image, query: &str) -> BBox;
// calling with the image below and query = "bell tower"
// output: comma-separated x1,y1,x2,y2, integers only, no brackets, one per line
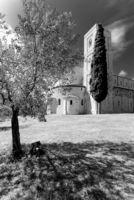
83,24,113,114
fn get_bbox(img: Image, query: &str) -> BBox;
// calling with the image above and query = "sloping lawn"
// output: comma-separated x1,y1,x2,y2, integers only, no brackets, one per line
1,114,134,151
0,114,134,199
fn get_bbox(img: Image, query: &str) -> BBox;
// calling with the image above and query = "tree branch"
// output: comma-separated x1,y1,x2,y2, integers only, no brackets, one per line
5,82,12,103
25,34,39,98
0,92,6,104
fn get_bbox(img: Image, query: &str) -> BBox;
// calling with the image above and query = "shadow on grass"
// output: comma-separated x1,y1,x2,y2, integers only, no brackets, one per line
0,126,11,131
0,124,31,132
0,142,134,200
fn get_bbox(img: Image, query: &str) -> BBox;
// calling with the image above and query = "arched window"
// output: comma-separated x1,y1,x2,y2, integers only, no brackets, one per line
81,99,84,106
116,89,118,95
70,100,73,105
58,99,61,105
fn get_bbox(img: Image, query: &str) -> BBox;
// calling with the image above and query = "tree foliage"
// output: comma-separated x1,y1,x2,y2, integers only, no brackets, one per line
90,24,108,103
0,0,81,158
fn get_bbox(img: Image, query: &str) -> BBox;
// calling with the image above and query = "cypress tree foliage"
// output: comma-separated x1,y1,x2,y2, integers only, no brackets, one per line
90,24,108,103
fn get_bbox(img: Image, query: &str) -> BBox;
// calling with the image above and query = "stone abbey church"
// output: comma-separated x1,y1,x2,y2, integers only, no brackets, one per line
48,24,134,115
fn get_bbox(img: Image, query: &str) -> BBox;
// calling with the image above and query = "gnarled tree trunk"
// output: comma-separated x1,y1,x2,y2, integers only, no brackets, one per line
11,106,22,159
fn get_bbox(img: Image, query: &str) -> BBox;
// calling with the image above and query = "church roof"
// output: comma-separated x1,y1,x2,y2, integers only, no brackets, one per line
53,84,86,89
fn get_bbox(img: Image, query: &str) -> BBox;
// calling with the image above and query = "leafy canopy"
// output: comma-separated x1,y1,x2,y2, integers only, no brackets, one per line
0,0,81,116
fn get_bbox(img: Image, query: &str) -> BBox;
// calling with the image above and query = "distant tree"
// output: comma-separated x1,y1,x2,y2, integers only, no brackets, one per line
0,0,81,159
90,24,108,113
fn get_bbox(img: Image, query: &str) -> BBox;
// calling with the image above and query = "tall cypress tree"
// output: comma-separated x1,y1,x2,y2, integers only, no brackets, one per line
90,24,108,104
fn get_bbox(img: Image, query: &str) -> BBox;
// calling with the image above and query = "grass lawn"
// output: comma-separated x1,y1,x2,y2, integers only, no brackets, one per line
0,114,134,199
1,114,134,151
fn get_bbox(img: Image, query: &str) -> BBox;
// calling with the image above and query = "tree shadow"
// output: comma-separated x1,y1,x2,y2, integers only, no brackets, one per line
0,141,134,200
0,124,31,132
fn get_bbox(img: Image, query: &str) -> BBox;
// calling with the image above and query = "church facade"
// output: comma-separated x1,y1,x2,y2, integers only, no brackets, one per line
47,24,134,115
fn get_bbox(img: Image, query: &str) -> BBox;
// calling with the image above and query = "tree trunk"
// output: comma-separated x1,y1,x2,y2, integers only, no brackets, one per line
11,106,22,159
97,103,101,114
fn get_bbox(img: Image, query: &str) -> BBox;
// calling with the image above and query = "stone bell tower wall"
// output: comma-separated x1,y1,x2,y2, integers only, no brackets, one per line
83,24,113,114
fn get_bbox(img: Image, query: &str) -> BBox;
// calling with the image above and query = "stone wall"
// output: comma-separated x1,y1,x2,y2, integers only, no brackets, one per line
48,24,134,115
83,24,113,114
49,85,88,115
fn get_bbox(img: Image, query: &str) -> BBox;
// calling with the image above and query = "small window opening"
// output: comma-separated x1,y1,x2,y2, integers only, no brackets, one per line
70,100,73,105
81,99,84,106
58,99,61,105
116,89,118,95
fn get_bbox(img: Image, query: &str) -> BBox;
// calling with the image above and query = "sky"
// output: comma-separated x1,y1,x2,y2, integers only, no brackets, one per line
0,0,134,78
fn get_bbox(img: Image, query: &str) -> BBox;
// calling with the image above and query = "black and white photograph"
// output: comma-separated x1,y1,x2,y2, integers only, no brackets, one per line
0,0,134,199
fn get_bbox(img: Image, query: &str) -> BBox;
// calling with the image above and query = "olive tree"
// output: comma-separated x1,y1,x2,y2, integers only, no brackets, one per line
0,0,81,158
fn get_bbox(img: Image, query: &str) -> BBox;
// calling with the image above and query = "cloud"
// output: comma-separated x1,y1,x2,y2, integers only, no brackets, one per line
106,0,134,25
107,18,134,58
106,0,119,7
106,0,134,8
118,70,128,77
